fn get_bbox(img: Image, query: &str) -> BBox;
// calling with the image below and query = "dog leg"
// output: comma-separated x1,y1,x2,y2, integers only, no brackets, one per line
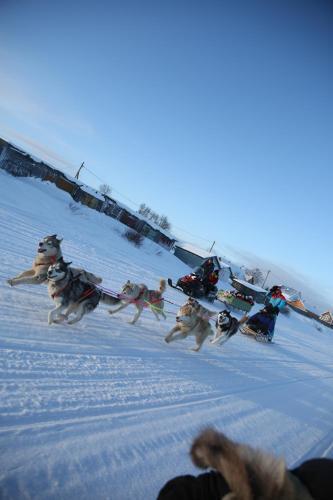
52,314,68,324
129,306,143,324
8,270,43,286
151,308,161,321
192,332,209,352
48,305,67,325
108,302,130,315
165,325,188,343
67,303,85,325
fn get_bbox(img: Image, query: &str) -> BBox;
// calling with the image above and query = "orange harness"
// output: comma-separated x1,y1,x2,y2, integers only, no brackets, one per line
36,255,58,266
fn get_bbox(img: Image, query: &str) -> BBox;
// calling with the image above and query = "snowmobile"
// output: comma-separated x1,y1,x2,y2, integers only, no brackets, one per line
168,273,217,303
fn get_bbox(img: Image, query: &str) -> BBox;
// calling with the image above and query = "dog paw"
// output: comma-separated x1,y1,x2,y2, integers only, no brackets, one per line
67,319,79,325
191,346,201,352
164,337,170,343
53,315,67,324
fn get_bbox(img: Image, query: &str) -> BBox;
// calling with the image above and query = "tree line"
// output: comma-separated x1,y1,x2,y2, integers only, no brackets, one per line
138,203,171,231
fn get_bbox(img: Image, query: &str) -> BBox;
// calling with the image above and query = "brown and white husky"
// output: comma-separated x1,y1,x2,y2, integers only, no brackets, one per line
164,298,215,351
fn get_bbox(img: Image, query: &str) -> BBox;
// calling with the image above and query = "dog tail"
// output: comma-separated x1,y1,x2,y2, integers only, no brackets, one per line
190,428,300,500
159,279,166,295
100,291,121,305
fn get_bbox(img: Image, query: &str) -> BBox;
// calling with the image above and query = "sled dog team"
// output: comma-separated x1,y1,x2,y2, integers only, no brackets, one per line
7,235,247,351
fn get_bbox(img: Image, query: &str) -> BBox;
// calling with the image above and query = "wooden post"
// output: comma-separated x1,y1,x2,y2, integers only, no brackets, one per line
208,241,215,253
75,162,85,179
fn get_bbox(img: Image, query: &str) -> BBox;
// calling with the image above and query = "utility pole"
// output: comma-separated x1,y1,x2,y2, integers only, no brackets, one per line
262,269,271,289
208,241,215,253
75,162,85,179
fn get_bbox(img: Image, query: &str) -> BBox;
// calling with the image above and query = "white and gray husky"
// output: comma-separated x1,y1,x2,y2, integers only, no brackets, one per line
109,279,167,324
7,234,102,287
47,261,119,325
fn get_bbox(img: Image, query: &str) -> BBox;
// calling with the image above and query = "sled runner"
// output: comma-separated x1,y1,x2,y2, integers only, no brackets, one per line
239,325,273,343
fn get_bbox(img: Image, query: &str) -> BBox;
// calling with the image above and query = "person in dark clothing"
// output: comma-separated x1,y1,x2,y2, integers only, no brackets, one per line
199,259,215,281
202,269,219,296
157,471,229,500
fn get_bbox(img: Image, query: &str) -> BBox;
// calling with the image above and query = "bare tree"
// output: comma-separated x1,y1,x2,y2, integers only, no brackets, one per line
138,203,172,231
246,267,264,285
159,215,171,230
99,183,112,196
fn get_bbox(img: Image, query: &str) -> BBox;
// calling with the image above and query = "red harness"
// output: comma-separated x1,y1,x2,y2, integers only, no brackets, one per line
119,287,162,308
36,255,58,266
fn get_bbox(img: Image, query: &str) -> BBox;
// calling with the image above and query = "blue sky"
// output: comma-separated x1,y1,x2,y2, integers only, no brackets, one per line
0,0,332,303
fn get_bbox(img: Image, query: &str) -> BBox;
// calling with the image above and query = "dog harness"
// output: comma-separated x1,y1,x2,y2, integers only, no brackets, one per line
36,255,58,266
50,271,97,301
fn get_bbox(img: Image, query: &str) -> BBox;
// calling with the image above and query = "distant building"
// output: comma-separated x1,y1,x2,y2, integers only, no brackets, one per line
319,311,333,325
0,137,176,250
172,242,233,280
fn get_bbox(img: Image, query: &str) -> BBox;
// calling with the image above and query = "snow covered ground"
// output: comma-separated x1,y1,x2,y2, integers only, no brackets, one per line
1,170,333,500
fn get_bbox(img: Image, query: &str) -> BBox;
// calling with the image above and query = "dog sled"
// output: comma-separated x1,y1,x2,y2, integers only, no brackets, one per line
217,290,254,313
239,325,273,343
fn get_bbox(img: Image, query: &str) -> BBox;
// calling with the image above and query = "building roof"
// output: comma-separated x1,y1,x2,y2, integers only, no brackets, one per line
175,242,217,259
232,278,267,293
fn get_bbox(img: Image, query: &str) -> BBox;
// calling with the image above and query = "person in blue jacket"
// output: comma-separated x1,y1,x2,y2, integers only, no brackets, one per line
247,285,286,341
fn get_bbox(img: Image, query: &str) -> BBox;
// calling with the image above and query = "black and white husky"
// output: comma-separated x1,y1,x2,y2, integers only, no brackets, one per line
47,261,119,325
210,309,248,345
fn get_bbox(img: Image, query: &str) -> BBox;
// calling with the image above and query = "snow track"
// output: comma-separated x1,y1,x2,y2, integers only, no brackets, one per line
1,172,333,499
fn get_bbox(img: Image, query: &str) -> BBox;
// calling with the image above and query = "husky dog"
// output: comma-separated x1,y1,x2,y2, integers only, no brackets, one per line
165,299,214,352
211,309,248,345
7,235,63,286
47,261,119,325
190,428,314,500
186,297,216,321
109,279,167,324
7,235,102,287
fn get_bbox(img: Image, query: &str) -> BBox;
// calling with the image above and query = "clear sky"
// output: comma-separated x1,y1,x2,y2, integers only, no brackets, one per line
0,0,332,302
